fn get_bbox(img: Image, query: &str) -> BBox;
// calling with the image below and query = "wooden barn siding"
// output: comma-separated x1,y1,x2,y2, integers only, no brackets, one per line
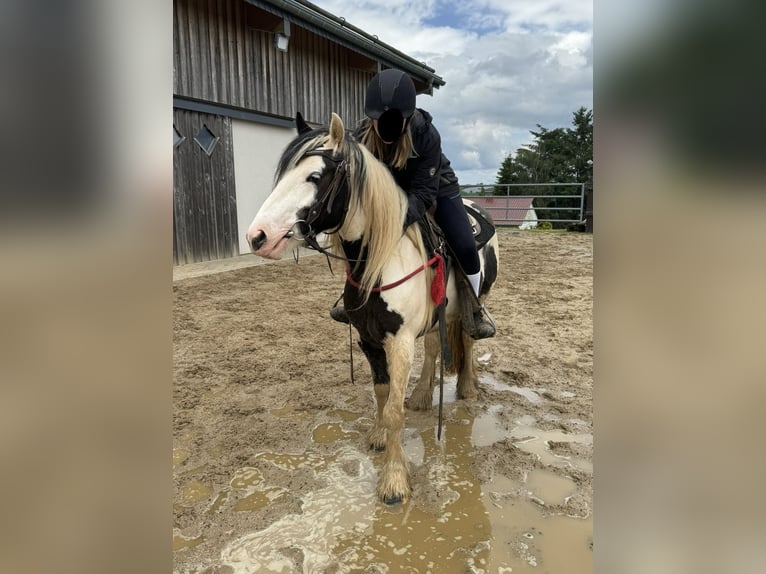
173,109,238,264
174,0,372,127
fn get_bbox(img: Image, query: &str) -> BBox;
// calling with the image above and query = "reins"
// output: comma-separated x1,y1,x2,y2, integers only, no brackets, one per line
344,254,442,293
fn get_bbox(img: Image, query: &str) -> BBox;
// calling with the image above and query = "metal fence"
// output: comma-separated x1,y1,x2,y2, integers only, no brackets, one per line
460,183,586,227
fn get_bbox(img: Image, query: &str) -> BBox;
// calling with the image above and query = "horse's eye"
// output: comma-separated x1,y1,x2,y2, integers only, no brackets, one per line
307,172,321,184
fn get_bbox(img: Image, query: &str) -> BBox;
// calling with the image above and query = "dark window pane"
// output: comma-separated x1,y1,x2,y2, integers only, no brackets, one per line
194,124,219,156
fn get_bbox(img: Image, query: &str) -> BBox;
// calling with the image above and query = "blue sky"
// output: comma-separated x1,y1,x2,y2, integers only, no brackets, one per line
311,0,593,184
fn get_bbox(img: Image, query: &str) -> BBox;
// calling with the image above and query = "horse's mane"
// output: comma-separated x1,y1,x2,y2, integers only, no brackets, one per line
339,142,420,300
278,126,430,314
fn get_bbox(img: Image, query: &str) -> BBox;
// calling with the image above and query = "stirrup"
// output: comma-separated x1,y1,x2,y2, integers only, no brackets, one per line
329,291,349,324
330,305,350,324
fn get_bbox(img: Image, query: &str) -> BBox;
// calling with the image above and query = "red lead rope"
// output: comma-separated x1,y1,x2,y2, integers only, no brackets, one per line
345,253,445,305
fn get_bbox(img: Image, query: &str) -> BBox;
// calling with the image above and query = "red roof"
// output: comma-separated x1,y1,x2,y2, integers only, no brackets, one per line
469,196,536,226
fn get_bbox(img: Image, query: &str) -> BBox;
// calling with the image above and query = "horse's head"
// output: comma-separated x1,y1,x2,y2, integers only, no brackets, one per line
246,113,351,259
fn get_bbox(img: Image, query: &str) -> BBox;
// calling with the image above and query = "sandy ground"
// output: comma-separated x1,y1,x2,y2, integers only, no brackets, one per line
173,228,593,574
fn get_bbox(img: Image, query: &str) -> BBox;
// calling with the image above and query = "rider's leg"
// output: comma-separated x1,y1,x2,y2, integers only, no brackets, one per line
466,271,482,298
433,190,495,340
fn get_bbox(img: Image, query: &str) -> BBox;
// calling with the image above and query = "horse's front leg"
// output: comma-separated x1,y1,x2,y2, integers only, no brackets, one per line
408,331,440,411
377,333,414,504
358,340,390,451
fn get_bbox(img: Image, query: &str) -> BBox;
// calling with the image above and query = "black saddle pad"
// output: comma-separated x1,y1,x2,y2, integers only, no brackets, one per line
463,201,495,250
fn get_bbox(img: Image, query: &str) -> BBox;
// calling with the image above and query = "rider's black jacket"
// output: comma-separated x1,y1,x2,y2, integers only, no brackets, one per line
354,109,460,226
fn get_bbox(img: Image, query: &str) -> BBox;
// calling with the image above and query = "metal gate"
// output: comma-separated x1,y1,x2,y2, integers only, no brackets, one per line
461,183,586,227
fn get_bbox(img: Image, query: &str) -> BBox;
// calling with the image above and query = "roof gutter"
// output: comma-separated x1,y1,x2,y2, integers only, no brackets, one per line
248,0,445,90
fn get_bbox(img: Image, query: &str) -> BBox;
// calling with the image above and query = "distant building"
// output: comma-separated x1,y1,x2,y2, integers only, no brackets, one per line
467,196,538,229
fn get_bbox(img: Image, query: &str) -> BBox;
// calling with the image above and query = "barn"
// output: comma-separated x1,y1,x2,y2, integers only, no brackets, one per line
173,0,444,264
469,195,539,229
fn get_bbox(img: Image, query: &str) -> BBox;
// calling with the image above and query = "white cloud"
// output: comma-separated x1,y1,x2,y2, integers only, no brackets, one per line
547,31,592,68
312,0,592,183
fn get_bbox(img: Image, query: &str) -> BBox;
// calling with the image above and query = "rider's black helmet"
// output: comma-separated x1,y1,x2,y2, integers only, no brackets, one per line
365,69,416,142
364,69,417,120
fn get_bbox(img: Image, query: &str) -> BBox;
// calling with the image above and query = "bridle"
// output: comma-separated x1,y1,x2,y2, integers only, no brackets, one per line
293,148,354,260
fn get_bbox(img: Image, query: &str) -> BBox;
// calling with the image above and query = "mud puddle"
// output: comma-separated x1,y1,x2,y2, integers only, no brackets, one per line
213,398,591,573
482,473,592,573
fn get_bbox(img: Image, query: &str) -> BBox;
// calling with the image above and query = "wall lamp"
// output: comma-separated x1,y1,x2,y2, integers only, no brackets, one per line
274,19,290,52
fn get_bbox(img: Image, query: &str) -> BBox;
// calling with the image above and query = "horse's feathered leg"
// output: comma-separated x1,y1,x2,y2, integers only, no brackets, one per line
369,383,388,452
455,328,479,400
358,340,389,451
377,334,414,504
408,331,439,411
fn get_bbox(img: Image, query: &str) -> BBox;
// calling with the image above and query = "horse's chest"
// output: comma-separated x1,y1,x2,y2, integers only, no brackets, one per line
345,292,404,344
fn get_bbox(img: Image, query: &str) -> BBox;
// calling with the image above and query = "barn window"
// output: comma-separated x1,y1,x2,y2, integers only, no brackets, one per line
194,124,219,156
173,125,185,148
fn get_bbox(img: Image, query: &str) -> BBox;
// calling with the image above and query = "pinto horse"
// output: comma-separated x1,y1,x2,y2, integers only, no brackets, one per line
246,113,499,504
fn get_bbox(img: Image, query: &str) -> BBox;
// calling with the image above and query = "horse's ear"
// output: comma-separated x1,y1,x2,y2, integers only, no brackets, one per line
295,112,311,135
329,113,345,148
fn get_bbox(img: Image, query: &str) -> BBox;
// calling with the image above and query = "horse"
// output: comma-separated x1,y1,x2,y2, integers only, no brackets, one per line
246,113,499,504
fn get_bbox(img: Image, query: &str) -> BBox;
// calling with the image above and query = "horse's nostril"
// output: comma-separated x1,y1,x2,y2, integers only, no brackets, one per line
250,231,267,252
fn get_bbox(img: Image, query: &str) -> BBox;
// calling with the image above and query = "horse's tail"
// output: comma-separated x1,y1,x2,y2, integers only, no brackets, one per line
445,319,468,375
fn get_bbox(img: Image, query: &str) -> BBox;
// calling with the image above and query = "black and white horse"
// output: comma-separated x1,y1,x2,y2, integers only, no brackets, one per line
246,113,499,504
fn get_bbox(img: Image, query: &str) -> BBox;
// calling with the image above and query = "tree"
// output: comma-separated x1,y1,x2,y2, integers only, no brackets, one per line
570,107,593,185
495,108,593,227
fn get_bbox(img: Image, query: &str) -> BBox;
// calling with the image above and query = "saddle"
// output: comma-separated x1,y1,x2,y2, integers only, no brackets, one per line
463,202,495,250
419,201,495,263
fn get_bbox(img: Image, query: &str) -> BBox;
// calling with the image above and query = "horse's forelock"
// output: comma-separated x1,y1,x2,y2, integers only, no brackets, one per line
274,129,330,183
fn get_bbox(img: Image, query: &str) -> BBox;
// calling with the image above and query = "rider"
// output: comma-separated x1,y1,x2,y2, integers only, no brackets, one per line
330,68,495,340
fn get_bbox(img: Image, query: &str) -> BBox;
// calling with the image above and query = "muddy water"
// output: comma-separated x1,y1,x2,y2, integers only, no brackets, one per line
215,380,592,573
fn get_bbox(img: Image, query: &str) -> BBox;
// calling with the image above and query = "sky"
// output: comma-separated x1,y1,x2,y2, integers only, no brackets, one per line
311,0,593,185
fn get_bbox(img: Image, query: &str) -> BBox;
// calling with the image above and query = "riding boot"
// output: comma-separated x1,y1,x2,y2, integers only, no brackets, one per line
470,304,496,340
457,272,496,340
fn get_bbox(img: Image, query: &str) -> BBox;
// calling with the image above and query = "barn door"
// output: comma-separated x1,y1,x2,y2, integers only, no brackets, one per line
173,109,238,264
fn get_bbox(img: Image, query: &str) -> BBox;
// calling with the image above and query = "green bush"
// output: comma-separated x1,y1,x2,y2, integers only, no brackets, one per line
537,221,553,230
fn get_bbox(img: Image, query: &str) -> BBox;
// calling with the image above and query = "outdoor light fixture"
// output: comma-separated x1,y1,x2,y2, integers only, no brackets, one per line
274,19,290,52
274,33,289,51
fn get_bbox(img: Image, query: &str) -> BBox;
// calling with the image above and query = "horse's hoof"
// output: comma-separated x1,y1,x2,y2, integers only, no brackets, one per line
406,393,433,411
382,494,403,505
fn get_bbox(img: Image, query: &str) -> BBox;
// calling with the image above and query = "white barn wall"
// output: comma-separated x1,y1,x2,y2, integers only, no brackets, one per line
232,120,296,255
